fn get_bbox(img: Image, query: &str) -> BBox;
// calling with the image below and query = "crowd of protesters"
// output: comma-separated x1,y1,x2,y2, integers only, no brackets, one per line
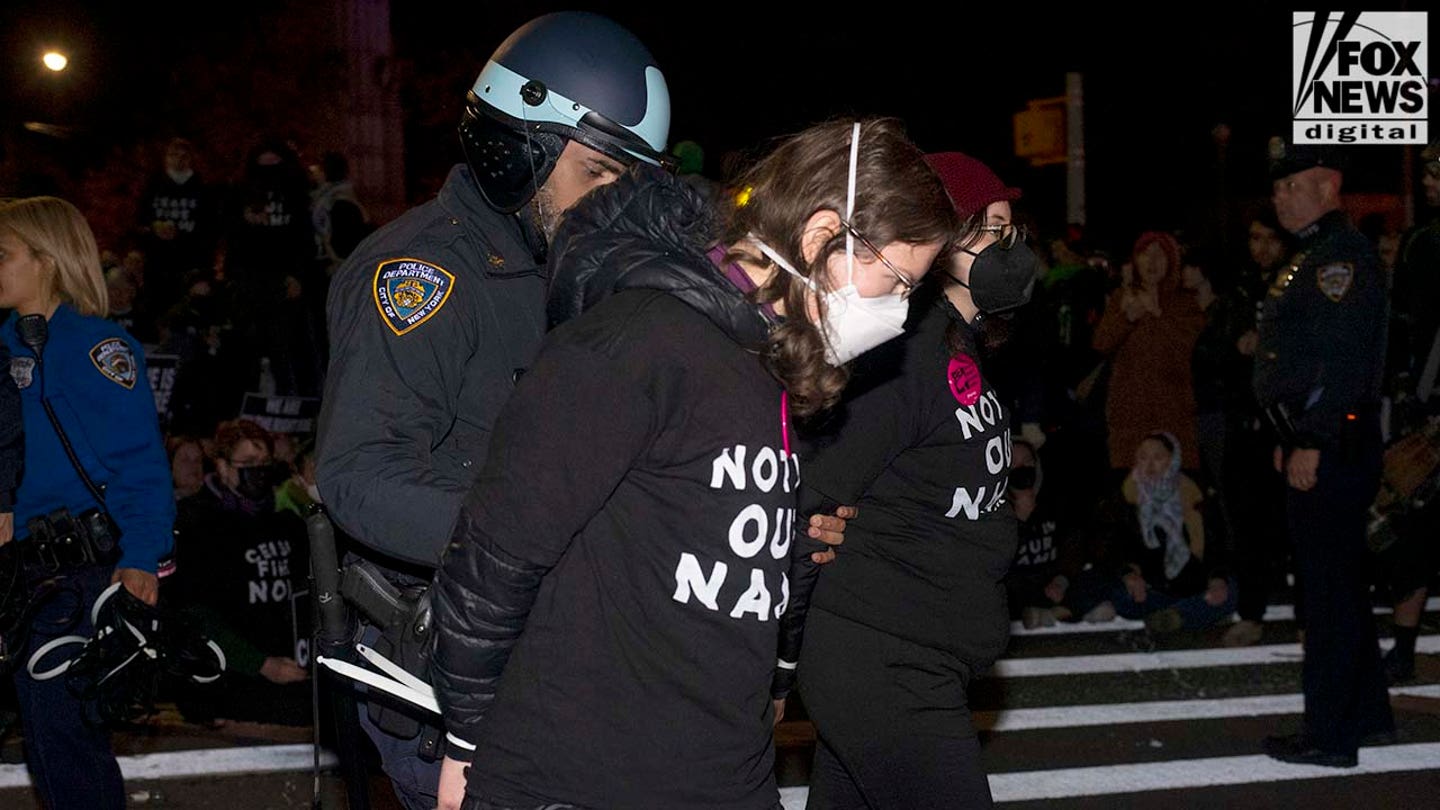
2,123,1436,761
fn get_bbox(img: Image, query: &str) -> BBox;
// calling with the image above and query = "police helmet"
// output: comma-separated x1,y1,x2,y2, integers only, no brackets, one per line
460,11,674,214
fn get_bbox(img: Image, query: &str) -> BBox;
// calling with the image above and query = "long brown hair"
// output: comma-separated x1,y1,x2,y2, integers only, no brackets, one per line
723,118,957,417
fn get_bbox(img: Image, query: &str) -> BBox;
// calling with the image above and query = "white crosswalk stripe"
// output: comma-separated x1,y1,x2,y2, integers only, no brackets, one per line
0,744,338,789
1008,598,1440,636
977,685,1440,731
780,744,1440,807
777,602,1440,807
988,635,1440,677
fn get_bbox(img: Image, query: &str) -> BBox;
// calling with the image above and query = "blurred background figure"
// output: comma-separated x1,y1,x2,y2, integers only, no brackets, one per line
135,137,221,324
1092,231,1205,475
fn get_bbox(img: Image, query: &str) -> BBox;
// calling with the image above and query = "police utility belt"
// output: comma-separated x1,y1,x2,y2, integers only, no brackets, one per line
19,508,120,580
321,557,445,761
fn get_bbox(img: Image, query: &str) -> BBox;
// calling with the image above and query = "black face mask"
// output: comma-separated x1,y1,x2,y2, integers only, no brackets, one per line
235,463,284,502
1008,466,1038,490
955,241,1039,313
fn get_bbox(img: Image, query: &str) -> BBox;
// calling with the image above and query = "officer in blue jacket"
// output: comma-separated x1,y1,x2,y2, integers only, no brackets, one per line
0,338,20,542
0,196,174,810
1255,145,1395,768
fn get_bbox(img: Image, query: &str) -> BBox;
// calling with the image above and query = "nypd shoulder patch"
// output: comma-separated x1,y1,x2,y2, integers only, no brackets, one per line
89,338,138,389
373,258,456,336
1315,262,1354,302
10,356,35,390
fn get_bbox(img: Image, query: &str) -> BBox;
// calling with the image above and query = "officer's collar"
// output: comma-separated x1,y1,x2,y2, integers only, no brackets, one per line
438,165,547,273
1294,209,1347,244
2,302,76,332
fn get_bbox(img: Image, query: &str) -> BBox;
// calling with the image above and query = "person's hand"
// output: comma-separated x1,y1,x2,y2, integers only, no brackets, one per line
1273,446,1284,474
1044,576,1068,604
772,698,787,728
153,220,178,241
0,513,12,546
1121,290,1146,322
1139,287,1162,317
112,568,159,606
437,754,469,810
259,656,309,684
1286,448,1320,491
809,506,858,565
1204,578,1230,607
1123,571,1148,604
1236,330,1259,356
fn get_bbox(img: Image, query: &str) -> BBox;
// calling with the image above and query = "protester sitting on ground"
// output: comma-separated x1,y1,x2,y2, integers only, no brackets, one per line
168,435,207,500
274,437,320,518
170,418,311,727
1061,431,1237,635
1004,439,1086,628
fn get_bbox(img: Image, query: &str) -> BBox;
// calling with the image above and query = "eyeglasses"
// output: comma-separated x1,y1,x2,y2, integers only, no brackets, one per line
979,223,1028,250
839,219,918,300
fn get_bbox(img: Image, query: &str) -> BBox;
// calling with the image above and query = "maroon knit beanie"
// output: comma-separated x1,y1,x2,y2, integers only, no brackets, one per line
924,152,1022,221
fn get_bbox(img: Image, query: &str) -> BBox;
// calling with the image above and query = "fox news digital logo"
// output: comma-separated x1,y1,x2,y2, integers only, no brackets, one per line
1292,11,1427,145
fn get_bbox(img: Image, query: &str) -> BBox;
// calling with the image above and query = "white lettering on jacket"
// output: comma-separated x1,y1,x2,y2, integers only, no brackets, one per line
677,444,802,621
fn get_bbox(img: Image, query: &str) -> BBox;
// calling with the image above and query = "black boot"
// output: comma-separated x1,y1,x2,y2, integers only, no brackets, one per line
1263,733,1357,768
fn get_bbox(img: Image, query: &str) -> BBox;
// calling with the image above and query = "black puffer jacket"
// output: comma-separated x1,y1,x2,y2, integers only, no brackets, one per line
432,168,801,810
546,164,764,340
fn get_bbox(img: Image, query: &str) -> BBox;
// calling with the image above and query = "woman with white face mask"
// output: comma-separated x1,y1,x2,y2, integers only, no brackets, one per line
430,118,953,810
781,152,1039,809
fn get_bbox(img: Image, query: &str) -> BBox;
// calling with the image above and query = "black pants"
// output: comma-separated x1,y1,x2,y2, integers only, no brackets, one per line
355,623,441,810
12,566,125,810
799,608,992,810
1287,435,1393,754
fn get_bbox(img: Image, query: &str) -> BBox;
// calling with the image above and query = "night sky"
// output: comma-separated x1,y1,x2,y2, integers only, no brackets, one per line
2,0,1433,248
386,0,1326,245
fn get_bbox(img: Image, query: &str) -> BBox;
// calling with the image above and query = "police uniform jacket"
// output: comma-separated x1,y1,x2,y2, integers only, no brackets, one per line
2,306,174,572
316,165,547,569
0,338,20,512
1253,210,1389,449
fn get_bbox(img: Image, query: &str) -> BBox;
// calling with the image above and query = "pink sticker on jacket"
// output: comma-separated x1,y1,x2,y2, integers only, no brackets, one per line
947,354,982,406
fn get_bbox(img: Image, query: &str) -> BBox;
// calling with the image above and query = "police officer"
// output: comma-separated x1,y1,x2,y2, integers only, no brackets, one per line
1,338,19,545
314,12,676,809
1255,144,1395,767
1,196,175,809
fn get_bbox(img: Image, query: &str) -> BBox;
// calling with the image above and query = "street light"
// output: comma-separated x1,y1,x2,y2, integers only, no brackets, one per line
24,49,79,138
